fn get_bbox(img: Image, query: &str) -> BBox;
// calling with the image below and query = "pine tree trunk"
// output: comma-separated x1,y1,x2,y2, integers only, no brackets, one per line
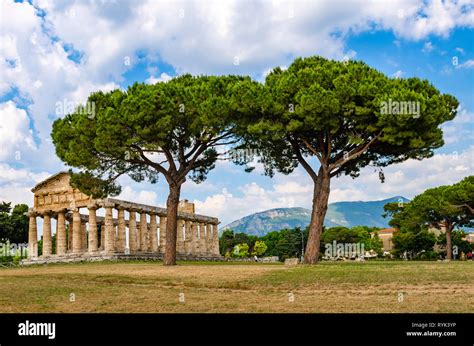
304,167,331,264
445,223,453,261
164,184,181,266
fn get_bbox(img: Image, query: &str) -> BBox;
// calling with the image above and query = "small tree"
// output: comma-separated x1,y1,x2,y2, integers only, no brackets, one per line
368,231,383,255
52,75,248,265
260,228,307,260
252,240,267,256
437,230,472,259
236,56,458,264
391,229,436,259
385,176,473,260
232,243,249,258
219,229,235,256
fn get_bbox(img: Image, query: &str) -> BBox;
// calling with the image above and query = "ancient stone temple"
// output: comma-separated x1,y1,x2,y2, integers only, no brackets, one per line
25,172,221,263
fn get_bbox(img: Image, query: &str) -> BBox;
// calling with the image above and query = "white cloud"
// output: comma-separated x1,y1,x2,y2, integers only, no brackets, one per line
0,101,37,160
422,41,434,52
22,0,474,80
457,59,474,69
0,164,49,186
194,181,306,226
145,72,172,85
441,106,474,144
0,164,50,206
392,70,405,78
117,186,159,206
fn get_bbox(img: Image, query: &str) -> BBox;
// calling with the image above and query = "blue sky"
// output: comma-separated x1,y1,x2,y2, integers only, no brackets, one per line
1,0,473,226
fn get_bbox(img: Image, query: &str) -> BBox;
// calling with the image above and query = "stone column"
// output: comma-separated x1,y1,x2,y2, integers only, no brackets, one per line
56,210,67,255
42,211,52,257
104,203,115,254
128,209,138,254
116,207,126,253
206,223,213,253
159,216,166,253
28,210,38,258
140,211,148,252
177,219,185,254
81,222,87,251
149,213,158,253
211,222,220,255
191,222,200,254
87,205,98,253
72,208,82,253
114,225,118,250
100,222,105,250
185,220,193,255
199,223,207,255
67,220,72,252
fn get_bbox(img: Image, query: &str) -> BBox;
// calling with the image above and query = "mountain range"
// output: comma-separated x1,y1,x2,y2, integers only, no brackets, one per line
222,196,409,236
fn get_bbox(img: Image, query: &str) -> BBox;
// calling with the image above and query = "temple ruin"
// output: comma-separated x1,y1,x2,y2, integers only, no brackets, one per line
25,172,221,263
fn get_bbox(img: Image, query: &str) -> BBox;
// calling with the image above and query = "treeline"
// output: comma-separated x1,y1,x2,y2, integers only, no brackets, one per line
0,202,29,264
391,229,472,260
220,228,307,260
219,226,383,261
0,202,29,243
220,225,473,261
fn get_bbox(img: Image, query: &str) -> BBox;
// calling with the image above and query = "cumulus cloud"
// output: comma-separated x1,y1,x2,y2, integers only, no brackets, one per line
117,186,160,207
145,72,172,84
0,164,50,206
194,182,307,226
23,0,474,79
441,107,474,144
0,101,37,160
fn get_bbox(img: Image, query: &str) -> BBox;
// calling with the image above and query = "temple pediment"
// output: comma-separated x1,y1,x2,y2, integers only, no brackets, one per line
32,172,70,193
32,172,92,212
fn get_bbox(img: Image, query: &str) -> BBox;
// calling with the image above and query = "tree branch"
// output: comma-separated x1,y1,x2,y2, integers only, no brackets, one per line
301,138,322,162
131,145,169,177
178,143,209,181
329,131,381,172
162,147,177,173
452,204,474,214
290,139,317,182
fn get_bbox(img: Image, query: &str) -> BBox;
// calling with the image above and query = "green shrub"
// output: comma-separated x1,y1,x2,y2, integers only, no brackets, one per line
419,250,439,261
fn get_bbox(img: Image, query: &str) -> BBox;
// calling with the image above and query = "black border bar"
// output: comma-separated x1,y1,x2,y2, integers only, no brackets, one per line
0,313,472,345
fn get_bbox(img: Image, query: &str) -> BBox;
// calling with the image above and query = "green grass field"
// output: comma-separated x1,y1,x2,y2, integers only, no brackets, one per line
0,261,472,313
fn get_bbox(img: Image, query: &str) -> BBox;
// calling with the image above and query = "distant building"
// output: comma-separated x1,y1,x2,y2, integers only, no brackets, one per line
377,228,397,251
427,225,446,237
465,233,474,244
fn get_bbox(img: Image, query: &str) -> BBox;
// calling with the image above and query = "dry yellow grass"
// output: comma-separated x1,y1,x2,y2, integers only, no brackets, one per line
0,261,473,313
